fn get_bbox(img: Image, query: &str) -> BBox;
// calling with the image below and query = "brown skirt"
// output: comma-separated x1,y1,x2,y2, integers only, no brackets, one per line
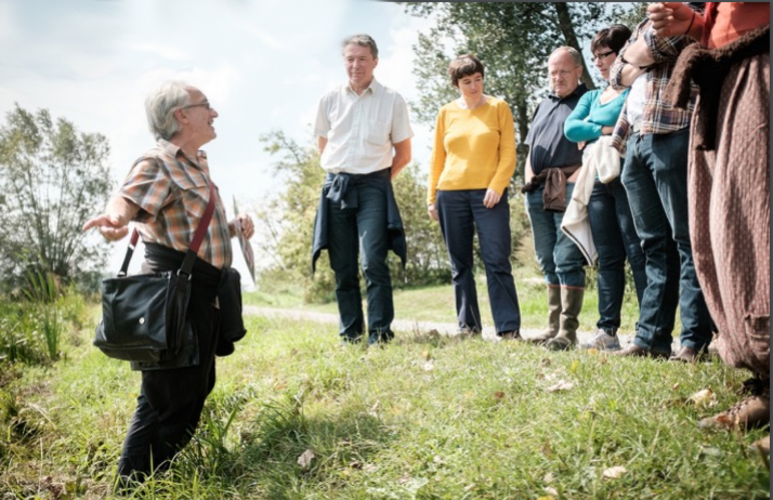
688,52,770,377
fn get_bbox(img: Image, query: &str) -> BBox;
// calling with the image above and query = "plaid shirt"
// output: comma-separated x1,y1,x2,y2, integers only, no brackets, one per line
610,18,699,155
118,139,232,269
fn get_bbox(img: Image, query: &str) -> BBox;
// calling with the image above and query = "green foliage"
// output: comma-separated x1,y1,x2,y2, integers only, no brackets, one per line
0,286,93,365
255,131,449,303
0,103,112,292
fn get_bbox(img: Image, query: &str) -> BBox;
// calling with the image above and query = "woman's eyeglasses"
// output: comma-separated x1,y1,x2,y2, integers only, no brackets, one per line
592,50,615,62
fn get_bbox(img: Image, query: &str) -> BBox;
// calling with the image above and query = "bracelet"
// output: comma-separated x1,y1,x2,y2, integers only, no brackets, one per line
684,11,696,36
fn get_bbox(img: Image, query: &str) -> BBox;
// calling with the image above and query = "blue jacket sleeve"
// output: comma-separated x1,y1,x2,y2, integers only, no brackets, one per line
564,91,601,143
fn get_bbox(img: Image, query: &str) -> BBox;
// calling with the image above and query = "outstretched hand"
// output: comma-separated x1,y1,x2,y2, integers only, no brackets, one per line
82,214,130,242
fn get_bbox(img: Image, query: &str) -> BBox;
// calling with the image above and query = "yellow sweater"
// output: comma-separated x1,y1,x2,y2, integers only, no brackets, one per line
427,97,517,205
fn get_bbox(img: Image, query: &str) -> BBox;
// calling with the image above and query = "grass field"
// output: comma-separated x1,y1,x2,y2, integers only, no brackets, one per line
0,295,768,499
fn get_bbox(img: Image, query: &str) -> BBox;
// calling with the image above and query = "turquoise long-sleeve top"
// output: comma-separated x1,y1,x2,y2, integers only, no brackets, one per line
564,88,629,143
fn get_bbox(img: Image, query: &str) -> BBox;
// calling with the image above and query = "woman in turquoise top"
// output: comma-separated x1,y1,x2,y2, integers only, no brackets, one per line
563,24,647,351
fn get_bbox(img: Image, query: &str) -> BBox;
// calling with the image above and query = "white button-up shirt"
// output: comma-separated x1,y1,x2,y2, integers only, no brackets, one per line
314,78,413,174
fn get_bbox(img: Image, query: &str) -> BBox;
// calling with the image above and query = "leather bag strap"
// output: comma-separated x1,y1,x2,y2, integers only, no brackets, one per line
117,181,217,277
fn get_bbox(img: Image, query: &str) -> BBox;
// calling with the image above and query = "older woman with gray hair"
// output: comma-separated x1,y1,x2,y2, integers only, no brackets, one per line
83,80,253,489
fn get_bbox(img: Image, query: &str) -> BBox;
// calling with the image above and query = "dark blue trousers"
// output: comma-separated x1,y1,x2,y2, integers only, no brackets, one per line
621,129,713,353
436,189,521,334
327,175,394,343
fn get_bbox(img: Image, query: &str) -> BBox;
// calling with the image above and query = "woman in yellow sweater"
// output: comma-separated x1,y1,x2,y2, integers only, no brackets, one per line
427,54,521,339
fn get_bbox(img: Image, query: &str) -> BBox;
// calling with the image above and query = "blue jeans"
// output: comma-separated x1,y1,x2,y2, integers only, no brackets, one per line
327,179,393,343
621,129,713,353
587,176,647,334
525,183,586,289
436,189,521,334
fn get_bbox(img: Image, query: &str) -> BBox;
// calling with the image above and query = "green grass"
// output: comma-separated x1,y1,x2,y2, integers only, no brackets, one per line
0,311,767,499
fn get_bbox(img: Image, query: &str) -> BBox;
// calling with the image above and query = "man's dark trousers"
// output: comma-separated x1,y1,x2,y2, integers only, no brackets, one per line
327,171,394,344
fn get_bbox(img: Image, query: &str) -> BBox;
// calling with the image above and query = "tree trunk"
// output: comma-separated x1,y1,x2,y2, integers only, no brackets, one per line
553,2,596,90
514,93,530,184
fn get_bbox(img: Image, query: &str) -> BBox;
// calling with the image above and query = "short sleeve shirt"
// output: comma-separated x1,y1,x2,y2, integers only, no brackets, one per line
117,139,232,269
525,84,587,175
314,78,413,174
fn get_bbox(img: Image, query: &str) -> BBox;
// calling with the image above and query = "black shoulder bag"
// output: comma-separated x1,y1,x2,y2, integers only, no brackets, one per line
93,183,215,363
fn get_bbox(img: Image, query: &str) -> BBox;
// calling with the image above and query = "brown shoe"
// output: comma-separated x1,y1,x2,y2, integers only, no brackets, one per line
669,346,707,363
698,394,771,430
612,344,670,360
545,336,575,351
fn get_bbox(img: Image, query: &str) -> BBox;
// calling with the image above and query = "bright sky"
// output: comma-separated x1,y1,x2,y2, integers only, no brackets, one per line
0,0,434,282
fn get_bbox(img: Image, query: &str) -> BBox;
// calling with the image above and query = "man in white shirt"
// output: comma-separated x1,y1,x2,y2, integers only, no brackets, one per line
312,34,413,345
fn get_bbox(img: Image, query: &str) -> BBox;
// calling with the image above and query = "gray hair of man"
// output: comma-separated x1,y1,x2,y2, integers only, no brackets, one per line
342,33,379,59
145,80,192,140
549,46,583,67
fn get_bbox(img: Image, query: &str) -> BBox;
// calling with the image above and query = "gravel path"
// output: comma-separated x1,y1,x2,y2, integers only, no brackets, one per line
244,305,683,350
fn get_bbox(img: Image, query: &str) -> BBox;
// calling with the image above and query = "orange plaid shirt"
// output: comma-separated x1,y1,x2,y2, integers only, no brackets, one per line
118,139,233,269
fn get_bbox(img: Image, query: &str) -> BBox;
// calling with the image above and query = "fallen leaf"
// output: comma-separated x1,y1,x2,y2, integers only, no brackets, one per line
689,388,715,407
540,358,552,367
421,350,432,360
603,465,627,479
493,391,505,400
671,382,680,391
547,380,574,393
544,486,559,496
586,347,599,355
297,449,315,470
699,446,722,457
543,472,554,483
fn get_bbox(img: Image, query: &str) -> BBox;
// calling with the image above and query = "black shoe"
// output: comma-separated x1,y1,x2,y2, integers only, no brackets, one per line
613,344,670,359
497,331,522,341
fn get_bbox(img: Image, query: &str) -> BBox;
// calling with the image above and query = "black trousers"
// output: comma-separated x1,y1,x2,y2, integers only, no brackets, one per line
117,245,221,481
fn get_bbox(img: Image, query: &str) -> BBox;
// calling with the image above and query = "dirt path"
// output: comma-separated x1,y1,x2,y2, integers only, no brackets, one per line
243,305,673,348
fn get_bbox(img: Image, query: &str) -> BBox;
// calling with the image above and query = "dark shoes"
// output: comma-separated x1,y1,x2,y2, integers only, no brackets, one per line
458,326,482,338
612,344,671,360
669,346,708,363
526,331,556,346
497,331,522,341
545,336,575,351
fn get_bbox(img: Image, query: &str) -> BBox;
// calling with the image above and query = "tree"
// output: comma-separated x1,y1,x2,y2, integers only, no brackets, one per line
255,131,449,303
0,104,112,291
403,2,641,183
